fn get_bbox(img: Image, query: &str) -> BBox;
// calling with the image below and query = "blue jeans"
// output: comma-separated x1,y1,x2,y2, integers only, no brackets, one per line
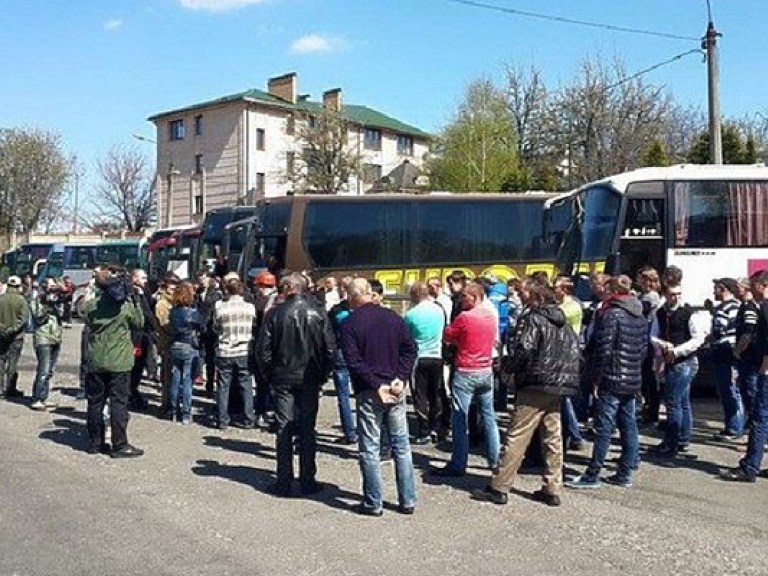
216,355,255,427
713,360,744,436
332,350,357,441
449,369,500,471
170,343,195,418
33,344,61,402
664,358,698,451
586,393,639,480
356,390,416,511
738,361,759,432
739,373,768,477
562,397,584,444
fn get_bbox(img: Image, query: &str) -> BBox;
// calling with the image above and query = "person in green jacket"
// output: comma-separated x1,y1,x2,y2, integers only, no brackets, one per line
29,279,64,410
0,276,31,399
81,267,145,458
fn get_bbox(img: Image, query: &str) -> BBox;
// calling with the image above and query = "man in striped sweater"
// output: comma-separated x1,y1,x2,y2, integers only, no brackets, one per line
710,278,744,441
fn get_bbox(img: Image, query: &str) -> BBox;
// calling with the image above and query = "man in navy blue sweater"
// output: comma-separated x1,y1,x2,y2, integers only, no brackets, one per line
340,278,418,516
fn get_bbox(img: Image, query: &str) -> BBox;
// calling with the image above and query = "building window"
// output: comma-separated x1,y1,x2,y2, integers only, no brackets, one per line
308,116,317,129
256,172,266,193
363,163,382,184
364,128,382,151
169,119,185,141
286,152,296,177
194,154,203,174
193,195,204,215
256,128,266,151
397,135,414,156
194,115,203,136
286,115,295,135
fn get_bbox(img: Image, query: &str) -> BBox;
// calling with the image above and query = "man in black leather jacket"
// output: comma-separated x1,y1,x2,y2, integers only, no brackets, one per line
566,275,648,489
256,272,335,497
473,279,580,507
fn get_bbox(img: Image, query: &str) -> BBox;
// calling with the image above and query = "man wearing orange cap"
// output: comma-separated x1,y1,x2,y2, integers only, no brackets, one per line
252,270,278,427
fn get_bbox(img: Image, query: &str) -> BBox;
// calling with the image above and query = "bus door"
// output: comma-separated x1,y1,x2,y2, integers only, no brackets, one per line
240,234,287,279
616,182,666,277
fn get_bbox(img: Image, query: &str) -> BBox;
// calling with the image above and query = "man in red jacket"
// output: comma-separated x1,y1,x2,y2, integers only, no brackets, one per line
432,282,500,477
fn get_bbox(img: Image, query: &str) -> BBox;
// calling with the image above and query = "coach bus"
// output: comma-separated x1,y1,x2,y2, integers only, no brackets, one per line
1,242,54,279
543,164,768,307
197,206,259,275
94,239,147,270
37,242,100,287
229,193,571,294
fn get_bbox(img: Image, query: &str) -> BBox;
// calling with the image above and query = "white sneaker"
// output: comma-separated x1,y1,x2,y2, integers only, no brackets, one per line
30,400,46,411
44,400,59,409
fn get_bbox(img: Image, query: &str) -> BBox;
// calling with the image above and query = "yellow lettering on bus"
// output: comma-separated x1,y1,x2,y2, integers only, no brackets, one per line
403,269,421,287
374,270,403,294
480,265,515,282
524,263,556,280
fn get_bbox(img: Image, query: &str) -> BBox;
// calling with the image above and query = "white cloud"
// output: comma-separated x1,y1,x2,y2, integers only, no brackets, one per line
178,0,268,12
103,19,123,31
289,34,344,55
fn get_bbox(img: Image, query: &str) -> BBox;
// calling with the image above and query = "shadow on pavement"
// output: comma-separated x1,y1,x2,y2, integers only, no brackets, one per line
202,434,275,460
190,459,361,512
38,417,90,453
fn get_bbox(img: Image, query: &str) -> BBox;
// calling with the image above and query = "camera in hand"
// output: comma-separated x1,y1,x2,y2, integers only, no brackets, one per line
95,265,134,305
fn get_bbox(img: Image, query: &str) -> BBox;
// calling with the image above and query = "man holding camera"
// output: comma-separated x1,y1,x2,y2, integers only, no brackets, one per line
81,267,145,457
29,279,65,410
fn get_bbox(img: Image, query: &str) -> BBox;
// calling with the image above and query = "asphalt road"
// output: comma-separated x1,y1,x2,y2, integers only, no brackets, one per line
1,325,767,576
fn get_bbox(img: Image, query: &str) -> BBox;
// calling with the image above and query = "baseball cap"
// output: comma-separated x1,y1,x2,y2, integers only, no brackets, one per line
254,271,276,287
7,275,21,287
713,277,739,294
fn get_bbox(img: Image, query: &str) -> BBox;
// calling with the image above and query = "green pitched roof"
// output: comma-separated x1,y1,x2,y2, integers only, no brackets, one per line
148,88,430,138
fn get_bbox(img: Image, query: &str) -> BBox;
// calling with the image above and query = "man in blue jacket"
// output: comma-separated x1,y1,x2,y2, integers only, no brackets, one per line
566,275,648,489
340,278,418,516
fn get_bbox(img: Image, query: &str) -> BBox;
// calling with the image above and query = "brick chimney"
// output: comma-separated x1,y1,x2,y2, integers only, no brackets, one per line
322,88,342,112
267,73,297,104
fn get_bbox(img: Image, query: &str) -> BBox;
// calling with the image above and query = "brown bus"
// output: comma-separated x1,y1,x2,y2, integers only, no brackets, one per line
232,192,572,294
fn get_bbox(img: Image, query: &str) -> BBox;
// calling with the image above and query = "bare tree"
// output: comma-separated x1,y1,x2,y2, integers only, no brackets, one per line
92,145,155,231
0,127,71,248
286,109,363,194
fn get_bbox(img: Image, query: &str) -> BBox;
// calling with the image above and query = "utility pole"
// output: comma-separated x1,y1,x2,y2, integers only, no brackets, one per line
703,6,722,164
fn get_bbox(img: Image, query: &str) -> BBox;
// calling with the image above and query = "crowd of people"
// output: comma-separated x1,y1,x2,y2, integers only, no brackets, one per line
1,260,768,515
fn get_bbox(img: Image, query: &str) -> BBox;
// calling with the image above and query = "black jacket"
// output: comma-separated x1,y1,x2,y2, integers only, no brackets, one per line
507,304,580,396
588,295,648,396
256,294,334,389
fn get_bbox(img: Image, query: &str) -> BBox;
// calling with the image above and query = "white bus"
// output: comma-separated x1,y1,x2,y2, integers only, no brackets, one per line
544,164,768,307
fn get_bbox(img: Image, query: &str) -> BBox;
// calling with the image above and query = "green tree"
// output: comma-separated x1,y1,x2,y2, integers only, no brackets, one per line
429,79,518,192
641,140,671,167
687,123,753,164
0,128,71,249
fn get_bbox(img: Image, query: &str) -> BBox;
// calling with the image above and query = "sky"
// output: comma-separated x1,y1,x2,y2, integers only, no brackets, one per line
1,0,767,205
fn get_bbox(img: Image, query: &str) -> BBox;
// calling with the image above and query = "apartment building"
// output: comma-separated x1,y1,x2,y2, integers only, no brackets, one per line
148,73,431,227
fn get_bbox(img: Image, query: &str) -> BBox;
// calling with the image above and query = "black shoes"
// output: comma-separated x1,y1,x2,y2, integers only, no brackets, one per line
356,504,383,517
110,444,144,459
411,435,432,446
398,504,415,515
270,483,292,498
531,489,562,507
429,466,465,478
720,468,756,483
333,436,357,445
471,485,508,505
87,443,112,455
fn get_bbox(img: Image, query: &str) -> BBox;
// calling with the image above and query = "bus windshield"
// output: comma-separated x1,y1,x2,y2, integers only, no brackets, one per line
95,242,143,269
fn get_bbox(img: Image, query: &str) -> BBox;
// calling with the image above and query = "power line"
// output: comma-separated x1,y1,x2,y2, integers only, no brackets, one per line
442,0,700,42
606,48,704,90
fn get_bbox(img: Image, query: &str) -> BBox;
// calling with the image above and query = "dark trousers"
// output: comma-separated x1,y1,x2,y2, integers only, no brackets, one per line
130,337,149,407
216,355,255,427
273,385,320,488
641,346,660,421
412,357,446,438
86,371,130,450
0,338,24,395
202,337,217,394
